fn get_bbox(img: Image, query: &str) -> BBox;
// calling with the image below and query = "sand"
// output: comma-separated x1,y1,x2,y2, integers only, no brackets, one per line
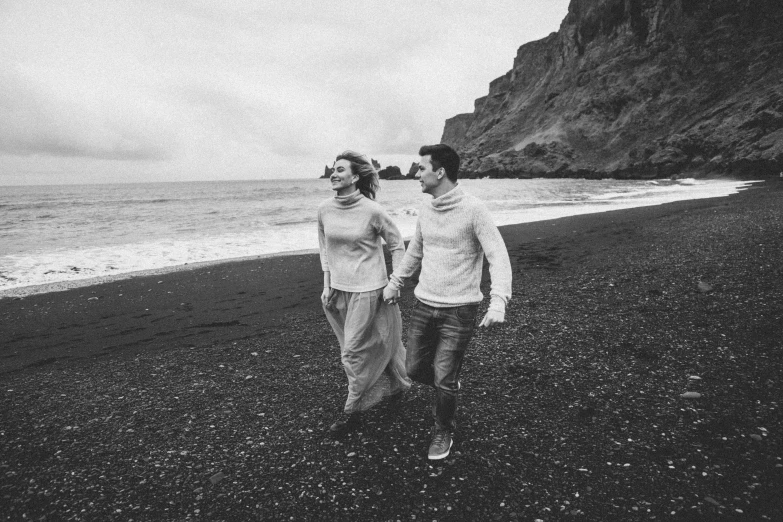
1,178,781,520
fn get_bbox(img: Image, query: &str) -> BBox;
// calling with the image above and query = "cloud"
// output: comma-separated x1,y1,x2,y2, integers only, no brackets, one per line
0,0,571,184
0,60,177,161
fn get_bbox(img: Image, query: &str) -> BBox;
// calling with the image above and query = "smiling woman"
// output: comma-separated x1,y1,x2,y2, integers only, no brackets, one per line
328,159,356,195
331,150,380,199
317,149,411,436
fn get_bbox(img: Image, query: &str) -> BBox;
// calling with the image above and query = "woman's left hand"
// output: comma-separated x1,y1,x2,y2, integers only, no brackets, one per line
382,285,399,305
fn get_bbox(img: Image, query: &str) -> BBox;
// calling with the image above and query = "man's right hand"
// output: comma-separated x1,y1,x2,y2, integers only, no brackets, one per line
478,310,505,328
321,287,331,308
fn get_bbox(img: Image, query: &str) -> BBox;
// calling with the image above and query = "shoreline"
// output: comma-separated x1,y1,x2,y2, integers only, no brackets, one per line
0,179,778,375
0,248,321,300
0,179,762,300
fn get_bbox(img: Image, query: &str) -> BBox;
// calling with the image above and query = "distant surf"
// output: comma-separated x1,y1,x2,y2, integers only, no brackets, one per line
0,178,759,296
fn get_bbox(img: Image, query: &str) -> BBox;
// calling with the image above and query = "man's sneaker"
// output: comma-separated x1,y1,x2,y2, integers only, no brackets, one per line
329,412,362,436
428,428,453,460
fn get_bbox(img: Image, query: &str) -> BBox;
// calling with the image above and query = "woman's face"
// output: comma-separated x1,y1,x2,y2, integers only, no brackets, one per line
330,159,358,194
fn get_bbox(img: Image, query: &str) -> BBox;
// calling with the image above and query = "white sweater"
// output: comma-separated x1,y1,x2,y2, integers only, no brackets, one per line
388,185,512,313
318,190,405,292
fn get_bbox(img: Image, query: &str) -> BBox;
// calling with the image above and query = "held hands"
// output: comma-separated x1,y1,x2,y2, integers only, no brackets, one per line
478,309,505,328
382,284,399,305
321,287,332,309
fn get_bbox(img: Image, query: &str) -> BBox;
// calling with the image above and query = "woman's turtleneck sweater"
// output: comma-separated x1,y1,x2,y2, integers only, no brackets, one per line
388,185,512,312
318,190,405,293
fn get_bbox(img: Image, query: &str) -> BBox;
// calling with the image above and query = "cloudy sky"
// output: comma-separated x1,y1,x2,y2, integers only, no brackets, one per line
0,0,570,185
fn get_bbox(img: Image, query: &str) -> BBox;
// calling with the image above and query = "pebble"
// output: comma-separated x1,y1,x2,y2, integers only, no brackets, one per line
680,392,701,399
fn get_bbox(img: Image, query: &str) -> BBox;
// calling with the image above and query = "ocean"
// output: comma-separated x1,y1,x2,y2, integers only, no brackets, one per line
0,177,757,296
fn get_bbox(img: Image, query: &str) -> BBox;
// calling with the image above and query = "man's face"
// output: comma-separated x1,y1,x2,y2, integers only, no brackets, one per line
416,155,442,195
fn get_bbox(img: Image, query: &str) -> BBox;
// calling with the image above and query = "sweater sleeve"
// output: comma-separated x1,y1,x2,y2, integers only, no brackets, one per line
317,207,329,272
376,209,405,272
473,204,512,313
388,219,423,290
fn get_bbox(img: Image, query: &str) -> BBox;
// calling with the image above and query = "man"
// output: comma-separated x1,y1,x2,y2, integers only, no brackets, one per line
383,143,512,460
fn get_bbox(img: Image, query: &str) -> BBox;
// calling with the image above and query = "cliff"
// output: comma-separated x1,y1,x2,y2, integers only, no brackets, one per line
442,0,783,179
319,160,414,180
378,165,408,180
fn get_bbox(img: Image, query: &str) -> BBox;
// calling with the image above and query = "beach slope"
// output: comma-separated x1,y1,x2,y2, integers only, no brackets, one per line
1,180,781,520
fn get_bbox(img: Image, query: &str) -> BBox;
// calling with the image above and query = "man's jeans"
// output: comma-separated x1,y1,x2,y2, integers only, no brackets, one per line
406,300,479,433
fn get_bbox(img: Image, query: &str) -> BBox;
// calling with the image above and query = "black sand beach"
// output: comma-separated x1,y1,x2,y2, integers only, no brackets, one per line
1,179,782,520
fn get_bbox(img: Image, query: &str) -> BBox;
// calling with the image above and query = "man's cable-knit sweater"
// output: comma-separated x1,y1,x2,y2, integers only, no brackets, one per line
318,190,405,293
387,185,512,313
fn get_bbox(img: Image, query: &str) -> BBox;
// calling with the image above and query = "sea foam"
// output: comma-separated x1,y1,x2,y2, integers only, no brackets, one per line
0,178,759,296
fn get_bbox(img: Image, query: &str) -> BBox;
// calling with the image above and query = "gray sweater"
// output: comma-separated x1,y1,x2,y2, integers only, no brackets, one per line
388,185,512,313
318,190,405,293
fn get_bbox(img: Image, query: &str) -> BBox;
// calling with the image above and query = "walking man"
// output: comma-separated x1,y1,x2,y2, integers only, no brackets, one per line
383,144,512,460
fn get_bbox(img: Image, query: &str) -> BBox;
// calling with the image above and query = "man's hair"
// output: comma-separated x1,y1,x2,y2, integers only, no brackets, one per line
418,144,460,182
335,150,380,200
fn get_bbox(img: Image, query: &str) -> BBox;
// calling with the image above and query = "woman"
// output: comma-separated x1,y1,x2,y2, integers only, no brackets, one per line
317,150,410,435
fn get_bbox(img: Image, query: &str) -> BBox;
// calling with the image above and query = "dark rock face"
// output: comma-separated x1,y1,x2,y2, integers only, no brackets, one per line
378,165,407,180
442,0,783,179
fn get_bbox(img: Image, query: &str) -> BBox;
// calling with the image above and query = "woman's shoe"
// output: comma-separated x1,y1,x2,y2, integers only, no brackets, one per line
329,412,362,436
387,389,408,409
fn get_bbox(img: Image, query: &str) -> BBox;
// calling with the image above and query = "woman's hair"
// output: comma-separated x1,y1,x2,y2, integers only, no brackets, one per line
335,150,380,200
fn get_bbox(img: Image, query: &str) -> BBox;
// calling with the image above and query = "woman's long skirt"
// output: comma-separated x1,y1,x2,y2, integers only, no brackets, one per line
323,288,410,413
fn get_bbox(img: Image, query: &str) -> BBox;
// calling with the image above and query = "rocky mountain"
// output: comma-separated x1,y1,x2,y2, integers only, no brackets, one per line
378,165,406,180
442,0,783,179
319,162,414,180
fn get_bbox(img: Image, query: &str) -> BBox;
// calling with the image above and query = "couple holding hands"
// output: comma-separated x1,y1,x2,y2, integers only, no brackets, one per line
317,144,512,460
